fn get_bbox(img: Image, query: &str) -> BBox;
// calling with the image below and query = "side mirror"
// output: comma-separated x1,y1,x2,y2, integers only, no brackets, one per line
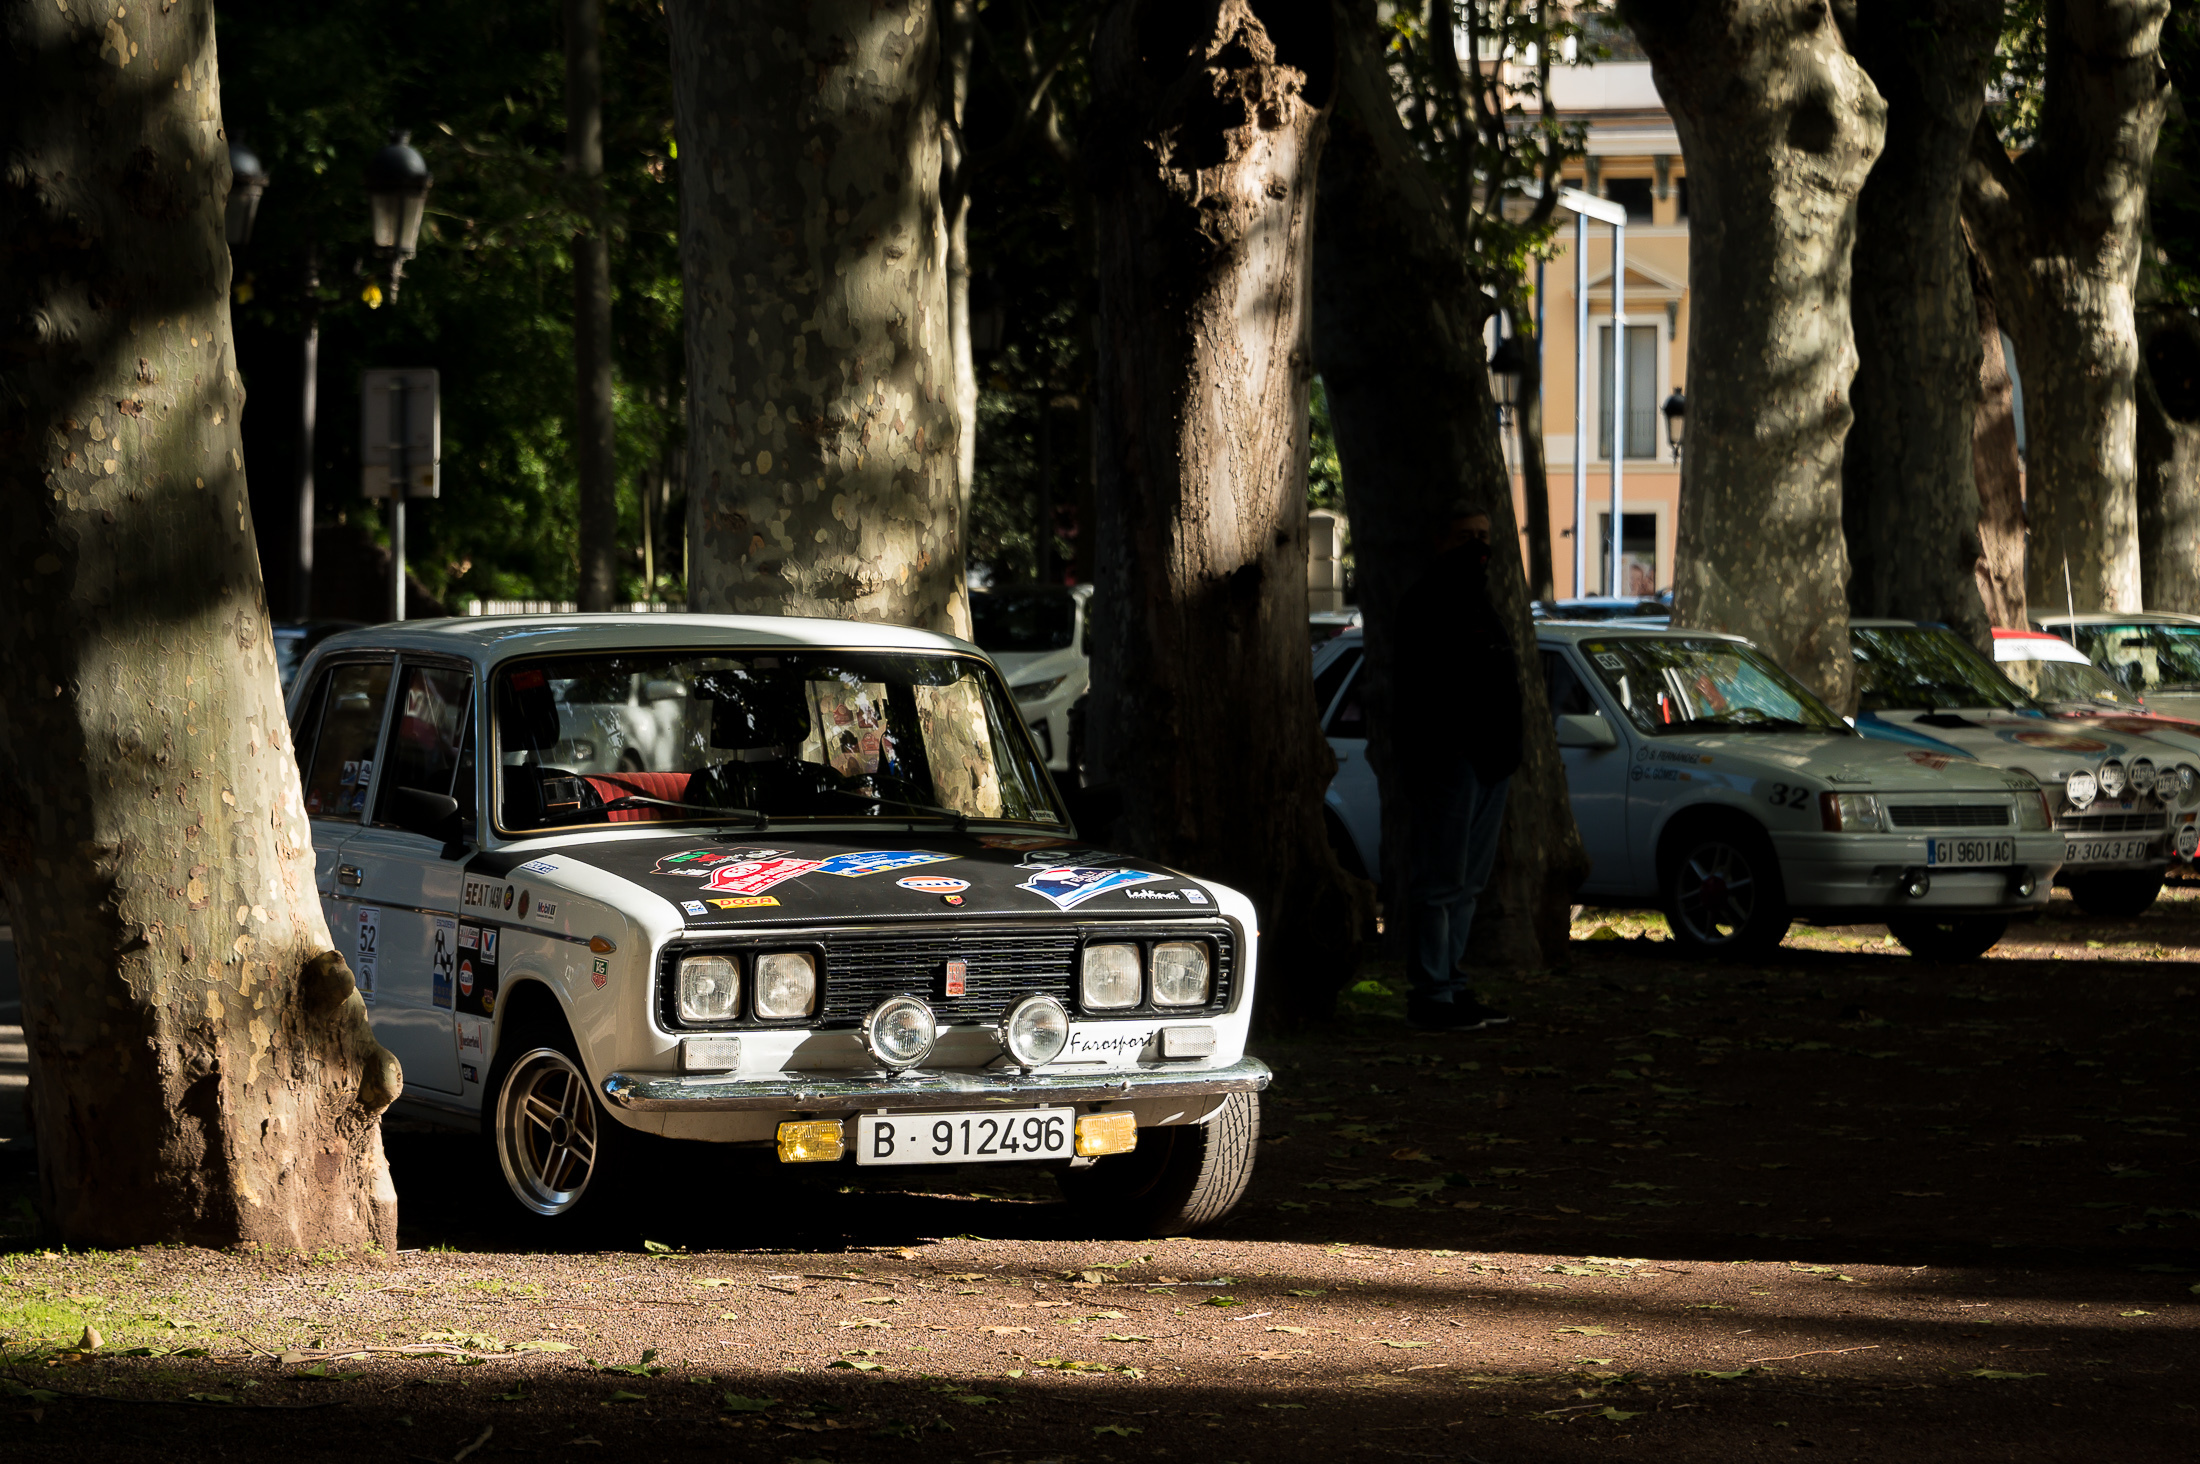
390,786,466,845
1554,713,1617,750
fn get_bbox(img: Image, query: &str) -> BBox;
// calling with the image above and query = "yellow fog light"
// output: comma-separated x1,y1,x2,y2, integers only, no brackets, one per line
776,1120,846,1163
1075,1112,1139,1157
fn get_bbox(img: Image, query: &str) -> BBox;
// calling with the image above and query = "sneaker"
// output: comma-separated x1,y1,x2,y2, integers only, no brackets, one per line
1407,996,1513,1032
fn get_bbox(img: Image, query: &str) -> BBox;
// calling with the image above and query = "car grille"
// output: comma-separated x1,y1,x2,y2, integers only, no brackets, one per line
1886,804,2010,829
2056,810,2169,834
664,924,1238,1029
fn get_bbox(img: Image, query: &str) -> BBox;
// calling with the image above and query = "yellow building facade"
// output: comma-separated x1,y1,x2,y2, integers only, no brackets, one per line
1507,55,1689,601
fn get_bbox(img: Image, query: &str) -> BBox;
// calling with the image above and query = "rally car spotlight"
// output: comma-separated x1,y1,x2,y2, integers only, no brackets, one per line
677,954,740,1022
2066,769,2099,811
997,994,1070,1069
2099,759,2127,799
2178,764,2200,807
862,995,938,1070
753,951,818,1019
1080,944,1142,1010
1899,868,1932,899
1150,941,1212,1006
2129,758,2158,796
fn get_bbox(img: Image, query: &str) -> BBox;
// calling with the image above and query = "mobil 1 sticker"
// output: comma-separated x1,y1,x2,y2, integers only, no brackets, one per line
455,920,500,1018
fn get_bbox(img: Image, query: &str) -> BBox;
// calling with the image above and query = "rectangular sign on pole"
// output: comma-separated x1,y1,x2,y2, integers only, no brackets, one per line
360,368,441,499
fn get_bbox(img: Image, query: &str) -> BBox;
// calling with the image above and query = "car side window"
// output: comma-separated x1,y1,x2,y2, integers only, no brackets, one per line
1313,645,1362,722
1327,661,1368,736
374,663,476,827
301,660,394,819
1542,650,1602,718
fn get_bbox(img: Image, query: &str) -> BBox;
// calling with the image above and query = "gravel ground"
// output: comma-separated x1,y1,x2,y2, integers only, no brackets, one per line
2,886,2195,1462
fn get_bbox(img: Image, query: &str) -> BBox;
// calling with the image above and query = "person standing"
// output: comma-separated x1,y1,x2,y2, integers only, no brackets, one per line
1393,506,1521,1031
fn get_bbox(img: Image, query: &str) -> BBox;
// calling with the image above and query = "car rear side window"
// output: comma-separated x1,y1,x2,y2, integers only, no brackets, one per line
1314,646,1362,722
1542,650,1601,717
300,660,393,819
1326,661,1368,736
374,663,476,827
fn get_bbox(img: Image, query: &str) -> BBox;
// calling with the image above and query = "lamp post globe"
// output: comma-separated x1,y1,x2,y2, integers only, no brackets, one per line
1487,331,1527,424
365,130,432,299
1661,387,1687,461
225,143,269,247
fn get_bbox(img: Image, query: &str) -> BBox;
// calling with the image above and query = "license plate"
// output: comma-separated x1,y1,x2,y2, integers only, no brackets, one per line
856,1108,1074,1167
2064,837,2156,864
1926,837,2014,867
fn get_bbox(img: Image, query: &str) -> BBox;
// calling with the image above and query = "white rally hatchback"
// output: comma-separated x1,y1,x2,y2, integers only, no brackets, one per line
1318,626,2066,962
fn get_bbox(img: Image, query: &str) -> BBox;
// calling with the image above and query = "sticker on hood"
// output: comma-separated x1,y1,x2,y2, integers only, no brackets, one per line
703,857,823,896
814,850,960,878
1017,865,1168,909
897,874,971,894
2009,731,2108,752
650,847,795,878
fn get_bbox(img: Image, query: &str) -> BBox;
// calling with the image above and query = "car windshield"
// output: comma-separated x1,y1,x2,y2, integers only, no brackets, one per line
1850,626,2036,712
1999,653,2135,707
2067,621,2200,695
493,650,1062,834
1576,636,1849,736
970,590,1076,653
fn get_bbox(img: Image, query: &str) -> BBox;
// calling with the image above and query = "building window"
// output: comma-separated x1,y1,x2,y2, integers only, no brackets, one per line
1597,512,1661,597
1598,324,1659,460
1606,178,1654,222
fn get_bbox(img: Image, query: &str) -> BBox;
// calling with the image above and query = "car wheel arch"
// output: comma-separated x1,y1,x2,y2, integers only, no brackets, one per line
1656,802,1778,876
493,976,572,1055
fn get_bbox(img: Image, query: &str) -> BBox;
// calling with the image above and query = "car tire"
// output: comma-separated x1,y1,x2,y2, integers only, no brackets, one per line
1659,817,1789,959
1054,1092,1259,1238
483,1020,640,1233
1885,914,2009,963
2065,870,2165,918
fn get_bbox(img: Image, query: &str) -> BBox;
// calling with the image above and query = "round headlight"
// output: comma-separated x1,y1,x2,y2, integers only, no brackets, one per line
862,995,937,1070
2179,764,2200,807
2129,757,2157,796
1080,943,1142,1010
2099,759,2127,798
2066,770,2098,810
997,994,1069,1067
677,954,740,1022
1151,941,1212,1006
753,951,818,1019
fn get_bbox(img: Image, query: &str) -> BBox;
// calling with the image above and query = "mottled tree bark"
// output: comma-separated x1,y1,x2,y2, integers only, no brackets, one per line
1841,0,1998,650
1970,247,2030,629
670,0,966,633
0,0,400,1248
1313,0,1587,970
1087,0,1358,1026
570,0,620,612
1963,0,2171,613
1620,0,1885,710
1515,318,1558,606
942,0,978,552
2137,309,2200,609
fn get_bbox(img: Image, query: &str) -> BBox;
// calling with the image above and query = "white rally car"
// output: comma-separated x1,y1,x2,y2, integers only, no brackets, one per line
970,585,1090,775
287,614,1263,1234
1316,626,2065,961
1849,621,2195,916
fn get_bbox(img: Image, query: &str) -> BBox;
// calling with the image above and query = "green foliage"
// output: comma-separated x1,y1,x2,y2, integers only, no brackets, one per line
1309,378,1346,513
220,0,682,608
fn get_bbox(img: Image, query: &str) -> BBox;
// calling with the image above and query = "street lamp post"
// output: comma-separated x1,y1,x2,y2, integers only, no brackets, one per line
1662,388,1687,462
365,131,432,303
226,144,268,247
1487,331,1526,432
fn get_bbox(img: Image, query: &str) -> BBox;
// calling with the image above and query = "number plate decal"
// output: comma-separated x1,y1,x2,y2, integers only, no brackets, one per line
1925,837,2016,867
2063,837,2157,864
856,1108,1075,1167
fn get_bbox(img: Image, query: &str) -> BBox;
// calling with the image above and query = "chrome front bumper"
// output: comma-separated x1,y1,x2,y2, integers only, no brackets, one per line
602,1056,1272,1113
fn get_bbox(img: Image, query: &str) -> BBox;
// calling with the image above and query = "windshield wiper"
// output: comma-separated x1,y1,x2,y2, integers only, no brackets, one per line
596,794,769,829
825,787,971,832
1665,716,1838,735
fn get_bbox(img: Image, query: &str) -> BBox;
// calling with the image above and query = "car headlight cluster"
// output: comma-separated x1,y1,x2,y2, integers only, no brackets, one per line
1818,792,1882,832
1011,674,1069,704
2014,790,2054,831
1079,940,1212,1010
674,951,817,1024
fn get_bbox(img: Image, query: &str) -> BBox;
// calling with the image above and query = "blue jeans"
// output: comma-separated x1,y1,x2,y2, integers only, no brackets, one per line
1405,764,1511,1004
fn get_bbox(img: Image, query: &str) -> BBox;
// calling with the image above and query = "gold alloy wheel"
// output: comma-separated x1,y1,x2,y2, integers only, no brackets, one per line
496,1046,601,1216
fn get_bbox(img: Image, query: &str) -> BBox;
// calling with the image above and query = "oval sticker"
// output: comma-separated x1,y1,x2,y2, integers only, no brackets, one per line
898,875,972,894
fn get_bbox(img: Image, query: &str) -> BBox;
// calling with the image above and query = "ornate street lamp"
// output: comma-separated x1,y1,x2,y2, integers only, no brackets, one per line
1661,387,1687,461
226,143,269,247
365,130,432,302
1487,331,1527,428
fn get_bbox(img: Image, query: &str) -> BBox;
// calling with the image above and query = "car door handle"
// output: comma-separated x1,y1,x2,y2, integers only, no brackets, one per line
338,864,364,887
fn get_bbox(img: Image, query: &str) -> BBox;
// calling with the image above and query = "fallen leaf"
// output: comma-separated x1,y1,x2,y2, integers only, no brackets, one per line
1266,1326,1311,1335
838,1319,892,1330
1598,1407,1643,1422
1094,1424,1142,1437
1963,1369,2044,1380
1104,1334,1153,1343
641,1240,675,1254
1377,1340,1431,1349
1554,1326,1617,1337
827,1360,887,1372
721,1395,780,1412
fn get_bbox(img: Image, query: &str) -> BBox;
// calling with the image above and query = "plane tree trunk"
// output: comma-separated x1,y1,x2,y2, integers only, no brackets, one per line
0,0,400,1249
1841,0,1998,650
1086,0,1361,1027
1970,246,2031,628
1619,0,1886,710
569,0,620,612
669,0,967,633
2137,308,2200,610
1312,0,1587,970
1962,0,2171,614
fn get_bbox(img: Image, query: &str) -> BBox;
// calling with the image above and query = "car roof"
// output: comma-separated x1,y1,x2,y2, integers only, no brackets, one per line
1534,622,1746,645
1991,630,2090,664
305,612,980,666
2036,611,2200,626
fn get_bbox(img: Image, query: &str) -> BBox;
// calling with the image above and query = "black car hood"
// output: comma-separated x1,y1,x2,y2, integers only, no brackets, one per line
470,829,1223,926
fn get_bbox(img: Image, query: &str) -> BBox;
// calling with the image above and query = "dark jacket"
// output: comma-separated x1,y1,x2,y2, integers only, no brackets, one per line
1393,542,1524,781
